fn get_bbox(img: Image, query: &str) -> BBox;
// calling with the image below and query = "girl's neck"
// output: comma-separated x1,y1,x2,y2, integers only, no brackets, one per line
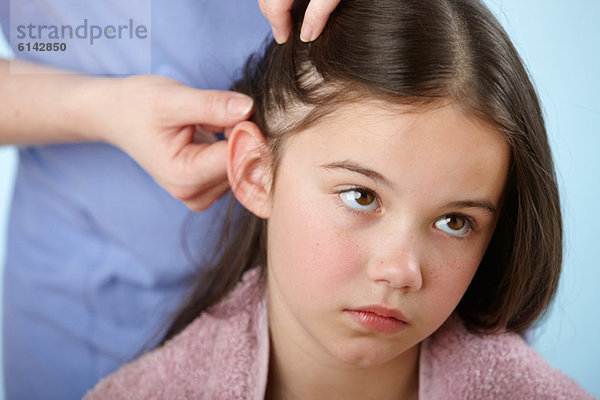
265,324,420,400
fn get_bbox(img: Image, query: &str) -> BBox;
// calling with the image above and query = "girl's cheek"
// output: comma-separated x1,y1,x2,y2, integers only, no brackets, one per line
268,170,368,289
315,202,378,276
281,195,365,285
308,220,364,282
425,250,482,313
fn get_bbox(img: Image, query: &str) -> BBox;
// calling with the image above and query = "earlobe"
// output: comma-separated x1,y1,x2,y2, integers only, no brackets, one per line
227,121,272,218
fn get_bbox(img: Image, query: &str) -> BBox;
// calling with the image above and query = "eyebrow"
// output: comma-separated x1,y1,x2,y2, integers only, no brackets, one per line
444,200,497,216
319,160,498,216
320,160,396,191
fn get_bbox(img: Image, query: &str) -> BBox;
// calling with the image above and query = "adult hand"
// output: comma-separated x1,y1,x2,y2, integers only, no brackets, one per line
259,0,341,44
87,75,253,211
1,60,252,211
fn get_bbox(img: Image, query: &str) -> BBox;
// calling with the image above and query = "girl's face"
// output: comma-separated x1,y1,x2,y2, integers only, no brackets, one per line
265,101,510,369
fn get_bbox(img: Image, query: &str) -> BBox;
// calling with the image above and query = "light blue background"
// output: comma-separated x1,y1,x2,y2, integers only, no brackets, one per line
0,1,599,398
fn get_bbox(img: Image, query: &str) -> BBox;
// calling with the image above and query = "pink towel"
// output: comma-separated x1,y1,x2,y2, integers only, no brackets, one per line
86,268,595,399
419,316,594,399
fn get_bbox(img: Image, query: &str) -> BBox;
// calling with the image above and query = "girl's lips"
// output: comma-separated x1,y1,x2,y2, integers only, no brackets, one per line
345,306,408,334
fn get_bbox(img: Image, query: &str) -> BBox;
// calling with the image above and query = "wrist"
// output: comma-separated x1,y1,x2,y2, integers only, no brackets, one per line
65,75,118,143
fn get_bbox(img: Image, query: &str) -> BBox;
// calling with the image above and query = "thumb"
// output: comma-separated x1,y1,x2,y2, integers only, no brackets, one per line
169,88,254,129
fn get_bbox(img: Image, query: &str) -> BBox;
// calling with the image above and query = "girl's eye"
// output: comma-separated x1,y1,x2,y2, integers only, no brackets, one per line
434,214,472,236
339,188,379,211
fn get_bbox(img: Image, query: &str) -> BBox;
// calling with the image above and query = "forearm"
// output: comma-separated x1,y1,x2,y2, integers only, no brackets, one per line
0,58,105,145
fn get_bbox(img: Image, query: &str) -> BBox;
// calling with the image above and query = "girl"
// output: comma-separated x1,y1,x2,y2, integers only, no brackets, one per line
86,0,593,398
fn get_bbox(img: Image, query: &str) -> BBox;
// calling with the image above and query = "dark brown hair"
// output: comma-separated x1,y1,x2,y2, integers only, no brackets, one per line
161,0,561,343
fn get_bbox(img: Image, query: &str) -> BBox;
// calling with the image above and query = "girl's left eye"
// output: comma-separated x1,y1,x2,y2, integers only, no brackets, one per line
339,188,379,211
434,214,472,237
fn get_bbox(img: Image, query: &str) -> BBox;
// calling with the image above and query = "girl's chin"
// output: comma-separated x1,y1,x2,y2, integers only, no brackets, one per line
327,340,416,369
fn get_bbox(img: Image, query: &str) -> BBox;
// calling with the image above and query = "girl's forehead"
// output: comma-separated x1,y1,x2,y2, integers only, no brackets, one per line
280,101,510,204
298,101,507,156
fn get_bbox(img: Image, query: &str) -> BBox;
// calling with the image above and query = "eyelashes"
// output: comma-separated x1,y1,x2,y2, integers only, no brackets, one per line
336,186,476,238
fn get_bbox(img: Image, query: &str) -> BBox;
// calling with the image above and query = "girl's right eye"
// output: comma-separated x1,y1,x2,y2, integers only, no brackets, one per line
338,188,379,212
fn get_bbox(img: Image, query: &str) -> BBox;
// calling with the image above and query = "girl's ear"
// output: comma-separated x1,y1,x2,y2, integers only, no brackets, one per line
227,121,272,219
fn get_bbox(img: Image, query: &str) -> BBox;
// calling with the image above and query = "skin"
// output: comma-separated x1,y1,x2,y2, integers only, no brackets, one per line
229,100,511,400
260,0,341,43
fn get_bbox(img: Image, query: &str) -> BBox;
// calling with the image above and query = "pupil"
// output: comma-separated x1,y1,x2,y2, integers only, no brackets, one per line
355,190,373,206
448,216,465,230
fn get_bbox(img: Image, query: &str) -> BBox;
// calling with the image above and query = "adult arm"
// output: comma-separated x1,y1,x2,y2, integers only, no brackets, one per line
0,59,253,211
259,0,340,43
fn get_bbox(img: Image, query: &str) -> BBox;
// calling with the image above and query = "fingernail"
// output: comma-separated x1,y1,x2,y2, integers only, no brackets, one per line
272,27,287,44
300,23,314,43
227,95,253,117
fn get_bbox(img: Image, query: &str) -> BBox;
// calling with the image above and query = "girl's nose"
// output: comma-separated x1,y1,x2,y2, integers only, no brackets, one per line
366,236,423,291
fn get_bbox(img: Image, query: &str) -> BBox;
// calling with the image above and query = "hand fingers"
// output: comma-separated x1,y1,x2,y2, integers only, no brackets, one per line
259,0,294,44
199,124,226,133
158,128,232,211
300,0,341,42
259,0,341,44
183,180,232,212
193,125,218,144
167,88,254,129
172,140,228,191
